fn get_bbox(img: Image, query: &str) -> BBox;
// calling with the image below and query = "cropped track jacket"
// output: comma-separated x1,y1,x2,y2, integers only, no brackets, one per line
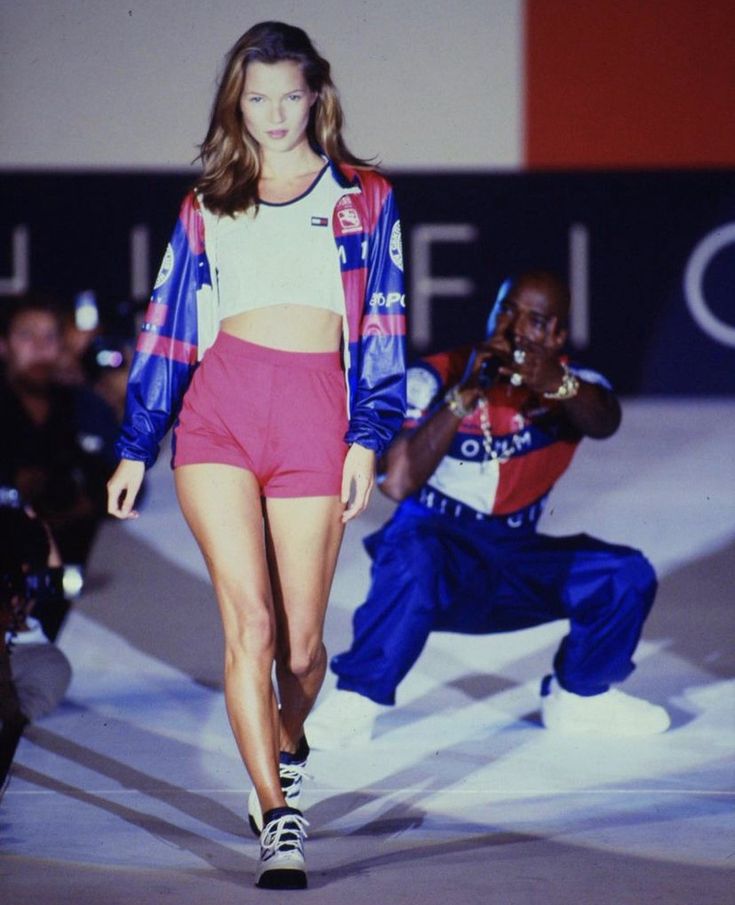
116,160,407,468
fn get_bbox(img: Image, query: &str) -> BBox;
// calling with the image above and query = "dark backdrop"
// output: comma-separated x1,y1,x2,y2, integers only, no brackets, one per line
2,169,734,393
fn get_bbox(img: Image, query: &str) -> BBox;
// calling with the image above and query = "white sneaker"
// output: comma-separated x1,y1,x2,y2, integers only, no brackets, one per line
255,808,308,890
307,689,386,748
541,675,671,737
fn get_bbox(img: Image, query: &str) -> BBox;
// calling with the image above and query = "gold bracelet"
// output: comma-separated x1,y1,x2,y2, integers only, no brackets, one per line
543,363,580,400
444,385,475,418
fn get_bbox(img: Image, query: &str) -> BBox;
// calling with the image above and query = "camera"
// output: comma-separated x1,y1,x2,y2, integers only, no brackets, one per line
0,488,65,611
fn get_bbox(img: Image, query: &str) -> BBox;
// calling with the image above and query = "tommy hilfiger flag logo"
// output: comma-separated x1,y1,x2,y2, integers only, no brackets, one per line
310,216,329,227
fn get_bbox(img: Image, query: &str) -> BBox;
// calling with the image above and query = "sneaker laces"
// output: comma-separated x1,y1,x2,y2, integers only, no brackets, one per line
280,762,312,792
260,813,309,858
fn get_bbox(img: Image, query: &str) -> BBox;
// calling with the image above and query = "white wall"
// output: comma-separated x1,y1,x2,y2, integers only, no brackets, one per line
0,0,523,171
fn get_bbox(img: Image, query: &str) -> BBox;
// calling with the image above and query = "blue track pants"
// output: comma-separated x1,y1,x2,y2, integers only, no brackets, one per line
331,499,657,705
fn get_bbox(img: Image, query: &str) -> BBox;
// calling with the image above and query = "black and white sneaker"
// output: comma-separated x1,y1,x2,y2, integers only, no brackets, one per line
248,736,310,836
255,806,309,890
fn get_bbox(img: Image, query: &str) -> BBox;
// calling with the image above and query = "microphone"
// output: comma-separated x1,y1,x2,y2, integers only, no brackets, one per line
478,356,501,388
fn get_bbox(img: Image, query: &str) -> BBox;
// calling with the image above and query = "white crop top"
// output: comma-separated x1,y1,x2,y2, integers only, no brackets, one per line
210,165,347,319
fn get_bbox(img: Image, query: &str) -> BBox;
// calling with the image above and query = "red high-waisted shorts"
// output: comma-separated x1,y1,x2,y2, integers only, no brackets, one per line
173,332,348,497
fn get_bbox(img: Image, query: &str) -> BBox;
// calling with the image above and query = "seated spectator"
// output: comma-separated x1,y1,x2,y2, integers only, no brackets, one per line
0,294,119,590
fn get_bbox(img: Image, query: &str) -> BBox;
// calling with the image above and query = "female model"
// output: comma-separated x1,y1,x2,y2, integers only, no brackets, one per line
107,21,406,890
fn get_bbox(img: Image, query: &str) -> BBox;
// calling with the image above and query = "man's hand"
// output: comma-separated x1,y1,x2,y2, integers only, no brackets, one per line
496,316,567,396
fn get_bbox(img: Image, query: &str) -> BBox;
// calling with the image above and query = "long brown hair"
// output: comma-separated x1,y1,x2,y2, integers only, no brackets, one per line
196,21,371,216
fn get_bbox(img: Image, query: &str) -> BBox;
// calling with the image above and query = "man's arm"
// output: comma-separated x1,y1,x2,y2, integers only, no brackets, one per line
505,346,621,439
549,376,621,439
488,320,621,440
379,399,471,502
380,341,621,502
380,351,487,502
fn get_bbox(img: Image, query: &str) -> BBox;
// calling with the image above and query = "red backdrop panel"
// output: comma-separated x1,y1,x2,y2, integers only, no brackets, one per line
526,0,735,167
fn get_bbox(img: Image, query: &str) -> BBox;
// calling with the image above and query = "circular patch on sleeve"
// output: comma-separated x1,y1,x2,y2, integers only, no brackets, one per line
153,243,175,289
389,220,403,271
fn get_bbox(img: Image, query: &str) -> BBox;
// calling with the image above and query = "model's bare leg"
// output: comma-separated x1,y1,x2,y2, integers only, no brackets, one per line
175,464,285,814
263,495,345,753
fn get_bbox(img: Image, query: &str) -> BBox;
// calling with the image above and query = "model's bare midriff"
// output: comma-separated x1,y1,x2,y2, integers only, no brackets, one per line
221,306,343,353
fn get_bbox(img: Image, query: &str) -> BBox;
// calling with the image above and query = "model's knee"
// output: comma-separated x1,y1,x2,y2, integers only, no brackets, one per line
223,605,276,665
280,639,325,680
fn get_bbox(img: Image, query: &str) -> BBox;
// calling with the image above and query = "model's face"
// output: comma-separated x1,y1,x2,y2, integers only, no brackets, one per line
2,310,62,386
240,60,317,155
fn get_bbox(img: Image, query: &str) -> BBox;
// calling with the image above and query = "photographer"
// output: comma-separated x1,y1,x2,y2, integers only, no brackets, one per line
0,491,72,788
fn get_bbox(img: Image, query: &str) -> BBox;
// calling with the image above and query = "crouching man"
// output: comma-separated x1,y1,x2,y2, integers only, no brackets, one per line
310,272,669,745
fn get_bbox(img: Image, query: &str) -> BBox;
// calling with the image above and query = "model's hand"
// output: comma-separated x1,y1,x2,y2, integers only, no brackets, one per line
341,443,376,523
107,459,145,519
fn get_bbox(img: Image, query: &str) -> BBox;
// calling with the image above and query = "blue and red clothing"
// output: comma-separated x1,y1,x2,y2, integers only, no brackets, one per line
116,160,406,468
330,347,657,704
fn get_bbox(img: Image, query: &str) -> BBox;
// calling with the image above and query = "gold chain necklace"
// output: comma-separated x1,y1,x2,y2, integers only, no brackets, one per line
477,396,521,469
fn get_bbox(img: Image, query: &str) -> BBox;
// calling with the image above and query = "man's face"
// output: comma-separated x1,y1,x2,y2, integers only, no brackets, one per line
487,281,567,355
1,309,63,389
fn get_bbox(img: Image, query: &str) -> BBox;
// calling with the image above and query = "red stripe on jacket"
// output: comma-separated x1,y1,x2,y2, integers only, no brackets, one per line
136,331,198,365
143,302,168,327
361,312,407,337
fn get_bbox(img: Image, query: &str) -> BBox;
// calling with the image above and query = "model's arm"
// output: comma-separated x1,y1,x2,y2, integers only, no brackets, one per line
115,193,211,468
344,181,407,459
342,181,406,521
109,193,213,519
107,458,145,519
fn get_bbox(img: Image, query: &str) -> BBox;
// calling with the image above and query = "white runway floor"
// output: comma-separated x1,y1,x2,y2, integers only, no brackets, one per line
2,399,734,904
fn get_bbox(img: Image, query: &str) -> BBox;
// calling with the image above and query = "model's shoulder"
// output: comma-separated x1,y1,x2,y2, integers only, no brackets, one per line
170,189,213,251
171,189,199,221
336,164,393,197
355,166,392,188
360,170,396,206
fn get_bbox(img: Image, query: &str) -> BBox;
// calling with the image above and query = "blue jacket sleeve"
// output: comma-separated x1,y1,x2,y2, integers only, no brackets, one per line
115,193,213,467
344,187,407,457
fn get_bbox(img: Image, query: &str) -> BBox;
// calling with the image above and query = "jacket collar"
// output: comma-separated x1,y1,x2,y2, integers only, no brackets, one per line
329,158,360,190
312,142,361,192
